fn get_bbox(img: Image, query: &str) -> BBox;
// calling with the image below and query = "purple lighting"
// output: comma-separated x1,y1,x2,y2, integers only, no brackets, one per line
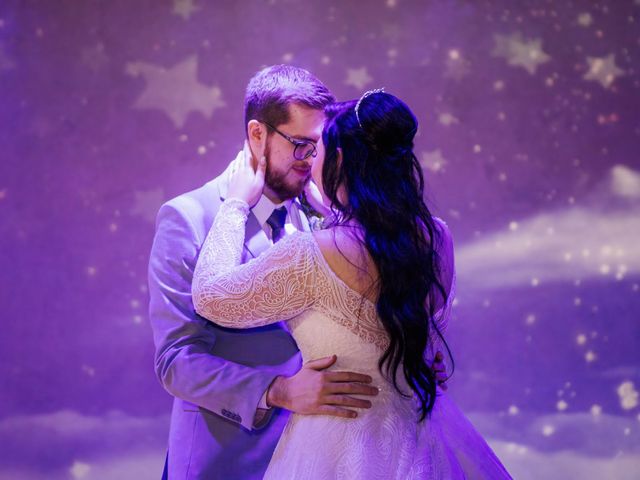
0,1,638,479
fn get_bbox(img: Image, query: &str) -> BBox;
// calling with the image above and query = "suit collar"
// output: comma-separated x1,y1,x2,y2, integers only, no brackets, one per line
216,172,310,234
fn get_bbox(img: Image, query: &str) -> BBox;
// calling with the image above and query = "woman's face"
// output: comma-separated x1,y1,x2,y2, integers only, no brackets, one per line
311,135,329,204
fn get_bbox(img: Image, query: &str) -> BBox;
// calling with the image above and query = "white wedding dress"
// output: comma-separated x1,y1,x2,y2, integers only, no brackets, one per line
192,199,512,479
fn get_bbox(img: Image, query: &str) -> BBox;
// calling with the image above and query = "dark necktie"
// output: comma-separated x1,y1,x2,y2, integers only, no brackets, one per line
266,206,287,243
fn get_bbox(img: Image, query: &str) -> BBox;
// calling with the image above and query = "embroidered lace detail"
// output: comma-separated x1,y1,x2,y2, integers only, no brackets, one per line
192,205,317,327
193,197,249,282
304,241,389,351
193,198,455,352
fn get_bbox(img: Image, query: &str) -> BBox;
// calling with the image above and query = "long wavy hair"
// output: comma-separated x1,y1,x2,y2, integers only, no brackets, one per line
321,92,453,420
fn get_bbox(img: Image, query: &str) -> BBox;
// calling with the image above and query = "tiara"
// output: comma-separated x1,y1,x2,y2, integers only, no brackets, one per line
355,87,385,128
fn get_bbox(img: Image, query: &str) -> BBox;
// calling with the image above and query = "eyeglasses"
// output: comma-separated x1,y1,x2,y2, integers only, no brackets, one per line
264,123,318,161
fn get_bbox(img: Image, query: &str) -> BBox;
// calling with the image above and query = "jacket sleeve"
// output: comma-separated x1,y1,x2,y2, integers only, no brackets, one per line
148,201,293,431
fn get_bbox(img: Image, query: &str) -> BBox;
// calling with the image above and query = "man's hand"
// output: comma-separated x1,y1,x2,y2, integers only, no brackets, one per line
266,355,379,419
432,351,448,391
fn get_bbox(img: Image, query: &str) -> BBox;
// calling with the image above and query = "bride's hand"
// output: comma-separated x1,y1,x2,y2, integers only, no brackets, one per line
227,142,266,207
432,351,448,391
303,180,332,217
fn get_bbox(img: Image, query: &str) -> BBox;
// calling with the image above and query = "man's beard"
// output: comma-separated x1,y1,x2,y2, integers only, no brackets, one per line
264,144,309,201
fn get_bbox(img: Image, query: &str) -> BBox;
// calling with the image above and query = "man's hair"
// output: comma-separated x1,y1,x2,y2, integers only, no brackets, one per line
244,65,335,131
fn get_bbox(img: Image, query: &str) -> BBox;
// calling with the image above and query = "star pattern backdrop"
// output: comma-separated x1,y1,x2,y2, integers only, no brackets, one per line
1,1,639,479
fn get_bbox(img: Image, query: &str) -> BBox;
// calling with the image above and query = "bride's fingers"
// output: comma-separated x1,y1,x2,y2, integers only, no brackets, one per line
230,156,240,176
435,372,447,383
432,363,446,373
256,124,268,162
242,140,254,169
254,156,266,185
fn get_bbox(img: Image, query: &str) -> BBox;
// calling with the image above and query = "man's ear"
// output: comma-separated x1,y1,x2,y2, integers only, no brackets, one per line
247,120,267,167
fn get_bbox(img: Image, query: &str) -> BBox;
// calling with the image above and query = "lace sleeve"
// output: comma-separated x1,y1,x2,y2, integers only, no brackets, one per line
192,201,317,328
195,198,251,278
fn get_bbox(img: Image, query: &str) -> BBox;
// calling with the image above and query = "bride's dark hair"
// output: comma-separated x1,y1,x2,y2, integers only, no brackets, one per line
321,92,453,420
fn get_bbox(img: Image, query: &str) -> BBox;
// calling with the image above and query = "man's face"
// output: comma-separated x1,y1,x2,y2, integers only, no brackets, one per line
263,104,325,202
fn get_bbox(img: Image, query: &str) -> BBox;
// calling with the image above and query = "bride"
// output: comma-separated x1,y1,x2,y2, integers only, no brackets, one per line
192,90,511,479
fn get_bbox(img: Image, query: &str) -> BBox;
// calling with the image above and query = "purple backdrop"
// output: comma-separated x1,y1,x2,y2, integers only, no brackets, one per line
1,1,639,479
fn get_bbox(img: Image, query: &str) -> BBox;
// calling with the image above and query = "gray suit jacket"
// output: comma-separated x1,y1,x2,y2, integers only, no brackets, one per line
148,172,303,479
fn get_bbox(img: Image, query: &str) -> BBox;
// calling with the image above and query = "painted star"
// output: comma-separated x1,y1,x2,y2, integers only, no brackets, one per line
492,33,550,75
345,67,373,90
126,54,226,129
173,0,200,20
438,112,459,126
420,149,448,173
583,54,624,89
577,12,593,27
130,188,165,223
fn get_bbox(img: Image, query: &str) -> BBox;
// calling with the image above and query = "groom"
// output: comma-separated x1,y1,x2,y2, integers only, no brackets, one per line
149,65,448,479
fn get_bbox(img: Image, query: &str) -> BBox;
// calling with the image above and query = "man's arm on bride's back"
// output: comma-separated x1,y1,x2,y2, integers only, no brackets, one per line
148,200,282,431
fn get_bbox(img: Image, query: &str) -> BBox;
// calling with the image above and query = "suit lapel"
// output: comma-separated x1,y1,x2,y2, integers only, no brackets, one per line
244,213,270,259
289,200,311,233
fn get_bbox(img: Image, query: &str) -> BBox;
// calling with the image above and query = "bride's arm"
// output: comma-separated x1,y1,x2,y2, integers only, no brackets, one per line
193,197,251,278
192,199,317,328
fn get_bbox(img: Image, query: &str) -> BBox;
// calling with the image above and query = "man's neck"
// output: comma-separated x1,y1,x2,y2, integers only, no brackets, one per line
262,186,291,206
252,194,293,228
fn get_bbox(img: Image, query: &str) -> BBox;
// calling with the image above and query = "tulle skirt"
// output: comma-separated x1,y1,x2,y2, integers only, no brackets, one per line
264,389,512,480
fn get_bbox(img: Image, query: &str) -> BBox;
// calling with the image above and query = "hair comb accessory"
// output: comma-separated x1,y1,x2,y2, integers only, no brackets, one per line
355,87,385,128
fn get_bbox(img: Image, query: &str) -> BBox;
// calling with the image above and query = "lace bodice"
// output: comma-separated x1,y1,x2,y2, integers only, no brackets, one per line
192,198,455,352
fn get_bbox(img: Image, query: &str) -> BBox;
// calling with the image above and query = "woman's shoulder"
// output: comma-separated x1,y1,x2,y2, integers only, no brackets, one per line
272,230,313,246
